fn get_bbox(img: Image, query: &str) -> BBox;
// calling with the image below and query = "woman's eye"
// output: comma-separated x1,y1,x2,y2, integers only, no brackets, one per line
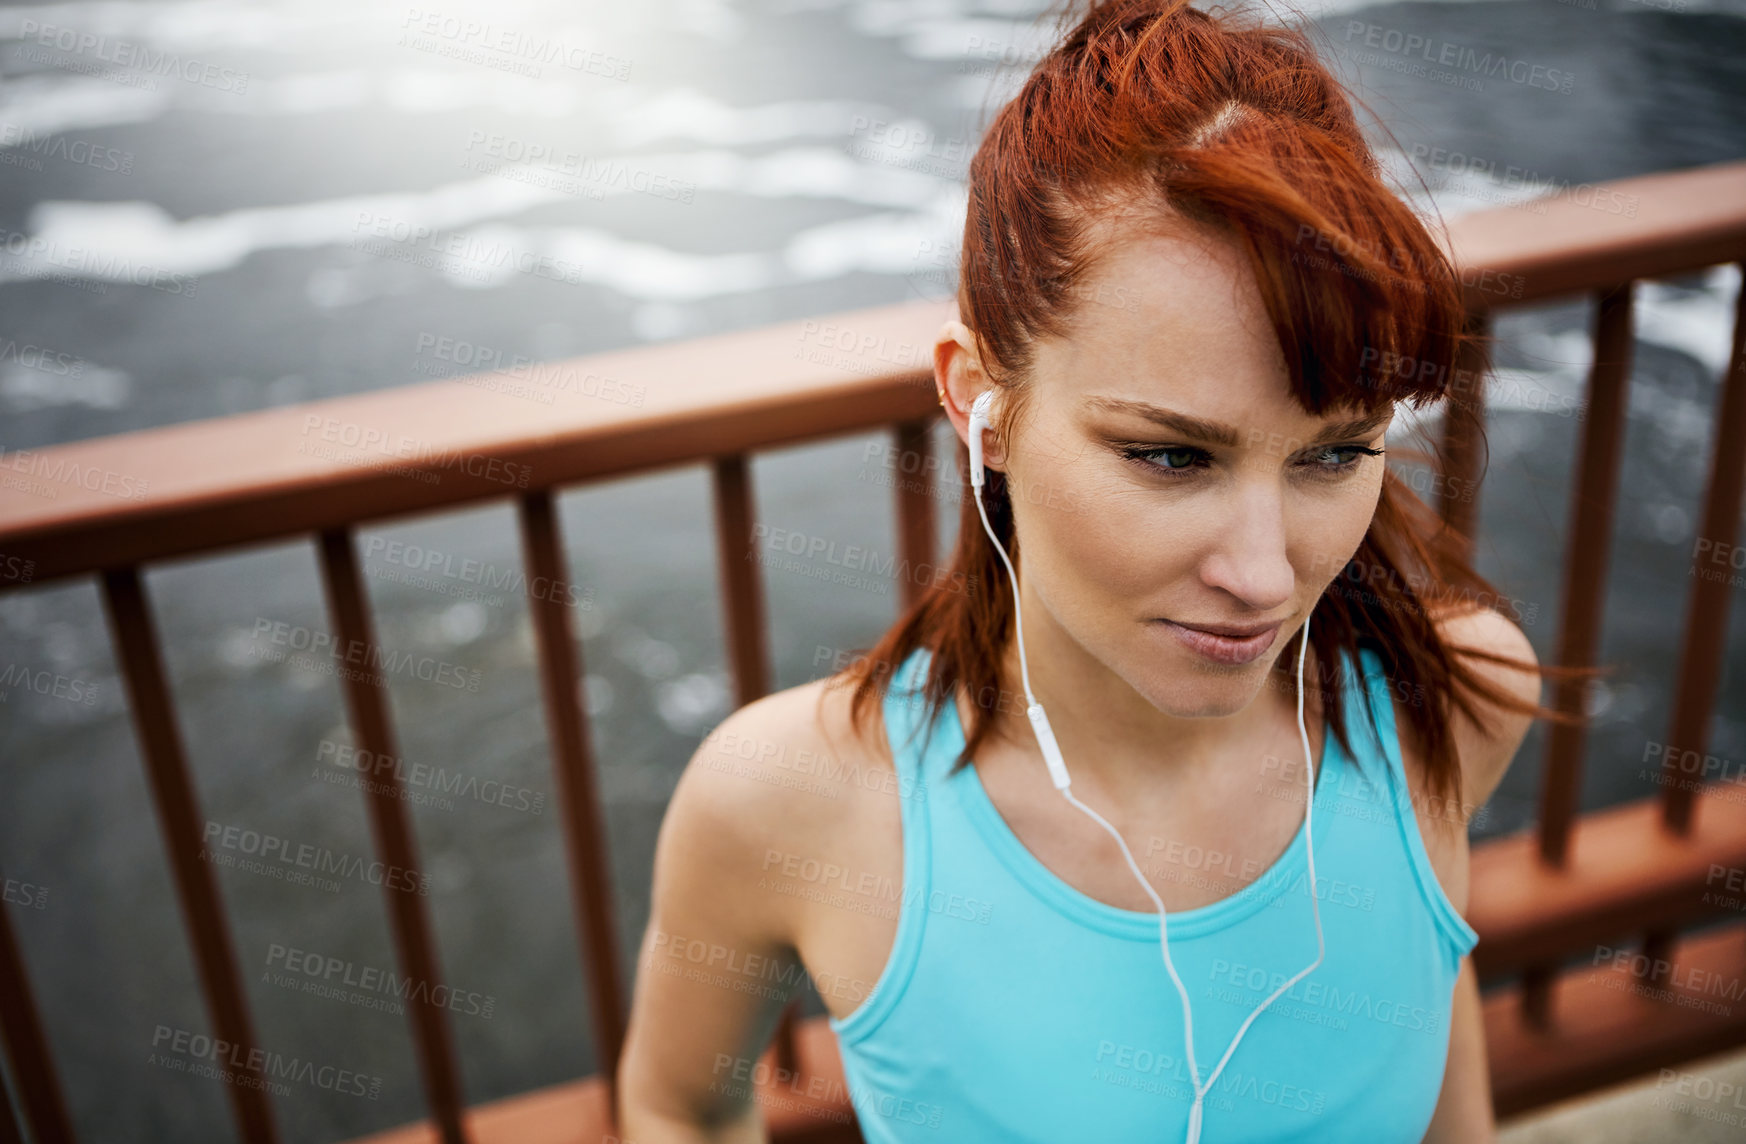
1304,445,1384,470
1120,445,1208,474
1115,442,1382,479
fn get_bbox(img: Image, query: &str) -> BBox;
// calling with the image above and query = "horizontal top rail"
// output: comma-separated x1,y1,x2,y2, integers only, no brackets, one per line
3,160,1744,589
0,299,948,586
1445,159,1746,308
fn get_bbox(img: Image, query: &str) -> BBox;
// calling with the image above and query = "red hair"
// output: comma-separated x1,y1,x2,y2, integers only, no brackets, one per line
831,0,1585,810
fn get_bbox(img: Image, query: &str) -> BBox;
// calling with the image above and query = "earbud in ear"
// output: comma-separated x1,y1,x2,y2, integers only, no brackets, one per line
968,390,995,491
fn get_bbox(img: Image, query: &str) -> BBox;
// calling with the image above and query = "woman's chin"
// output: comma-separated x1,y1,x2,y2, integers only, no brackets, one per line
1134,668,1273,720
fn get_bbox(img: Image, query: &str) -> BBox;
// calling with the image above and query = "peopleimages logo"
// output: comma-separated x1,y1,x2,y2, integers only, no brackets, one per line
265,942,495,1018
0,125,134,174
250,617,484,692
300,413,533,489
17,20,250,92
1207,959,1438,1036
315,738,546,815
362,535,596,611
0,663,99,707
0,227,198,296
749,522,976,599
148,1025,380,1099
2,878,48,910
399,7,631,80
1342,22,1575,94
1093,1039,1327,1113
0,338,85,377
201,820,431,897
0,439,151,501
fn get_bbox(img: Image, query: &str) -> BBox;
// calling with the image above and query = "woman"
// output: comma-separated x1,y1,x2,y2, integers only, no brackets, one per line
620,1,1573,1140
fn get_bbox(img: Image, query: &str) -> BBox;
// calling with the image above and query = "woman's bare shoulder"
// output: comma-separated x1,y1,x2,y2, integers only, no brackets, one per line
662,675,901,940
1388,605,1541,913
1390,604,1539,763
1425,602,1541,803
679,676,897,819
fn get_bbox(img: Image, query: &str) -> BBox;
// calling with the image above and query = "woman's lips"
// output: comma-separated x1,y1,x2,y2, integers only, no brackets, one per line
1157,619,1281,665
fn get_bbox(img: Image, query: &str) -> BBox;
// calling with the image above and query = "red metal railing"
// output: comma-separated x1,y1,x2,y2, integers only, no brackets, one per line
0,159,1744,1141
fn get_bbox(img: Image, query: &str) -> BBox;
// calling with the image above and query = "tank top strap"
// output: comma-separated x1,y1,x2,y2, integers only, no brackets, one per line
1351,643,1481,955
881,645,953,789
1349,643,1418,794
831,647,938,1042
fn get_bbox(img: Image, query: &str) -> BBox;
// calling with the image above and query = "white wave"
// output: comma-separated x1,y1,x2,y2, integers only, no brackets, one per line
3,175,569,282
0,0,771,138
1635,264,1742,380
877,15,1055,63
0,74,169,141
844,0,1550,63
1398,262,1740,437
784,193,964,279
949,68,1029,110
0,359,131,410
236,69,375,115
0,0,610,51
1378,144,1567,223
607,88,873,146
0,57,885,154
423,181,963,299
667,0,745,42
1383,143,1744,383
1628,374,1717,450
0,146,963,300
446,223,780,297
0,0,335,49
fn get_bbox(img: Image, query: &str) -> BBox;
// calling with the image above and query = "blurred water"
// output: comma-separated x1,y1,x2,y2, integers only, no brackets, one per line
0,0,1743,1140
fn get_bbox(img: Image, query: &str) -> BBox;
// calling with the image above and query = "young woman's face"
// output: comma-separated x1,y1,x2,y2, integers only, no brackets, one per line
972,223,1391,716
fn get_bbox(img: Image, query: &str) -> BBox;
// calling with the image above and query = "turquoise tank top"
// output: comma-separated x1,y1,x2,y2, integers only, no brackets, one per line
827,643,1477,1142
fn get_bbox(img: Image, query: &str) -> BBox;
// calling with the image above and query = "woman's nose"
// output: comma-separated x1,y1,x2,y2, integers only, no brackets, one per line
1198,484,1295,611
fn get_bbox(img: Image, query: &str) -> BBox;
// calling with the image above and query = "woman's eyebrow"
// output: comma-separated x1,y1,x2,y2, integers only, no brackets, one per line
1085,396,1391,446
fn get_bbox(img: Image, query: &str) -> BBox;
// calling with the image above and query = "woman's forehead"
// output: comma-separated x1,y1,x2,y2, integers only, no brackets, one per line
1037,230,1282,379
1057,383,1393,448
1074,391,1392,437
1019,222,1404,429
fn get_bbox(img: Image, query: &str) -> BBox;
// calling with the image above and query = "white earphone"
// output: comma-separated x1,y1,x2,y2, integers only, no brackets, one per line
966,387,1326,1144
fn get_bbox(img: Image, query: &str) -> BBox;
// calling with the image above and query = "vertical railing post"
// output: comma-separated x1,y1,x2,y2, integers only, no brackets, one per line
99,566,278,1144
1522,282,1635,1028
1655,263,1746,837
712,455,772,708
708,454,795,1074
0,867,75,1144
516,490,627,1122
0,1050,24,1144
1536,282,1636,865
1640,263,1746,973
892,419,938,612
1439,309,1492,559
315,530,467,1144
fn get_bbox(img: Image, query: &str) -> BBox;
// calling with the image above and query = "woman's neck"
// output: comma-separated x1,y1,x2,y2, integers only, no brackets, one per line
982,602,1321,810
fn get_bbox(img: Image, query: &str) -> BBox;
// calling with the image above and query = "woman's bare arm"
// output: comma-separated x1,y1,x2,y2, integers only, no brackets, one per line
617,694,822,1141
1419,605,1542,1142
1424,956,1495,1143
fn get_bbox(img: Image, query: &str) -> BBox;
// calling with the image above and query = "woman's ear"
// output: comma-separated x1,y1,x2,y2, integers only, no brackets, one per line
934,320,1008,470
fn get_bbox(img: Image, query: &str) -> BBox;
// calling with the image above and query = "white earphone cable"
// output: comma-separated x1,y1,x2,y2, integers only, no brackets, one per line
967,394,1325,1144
